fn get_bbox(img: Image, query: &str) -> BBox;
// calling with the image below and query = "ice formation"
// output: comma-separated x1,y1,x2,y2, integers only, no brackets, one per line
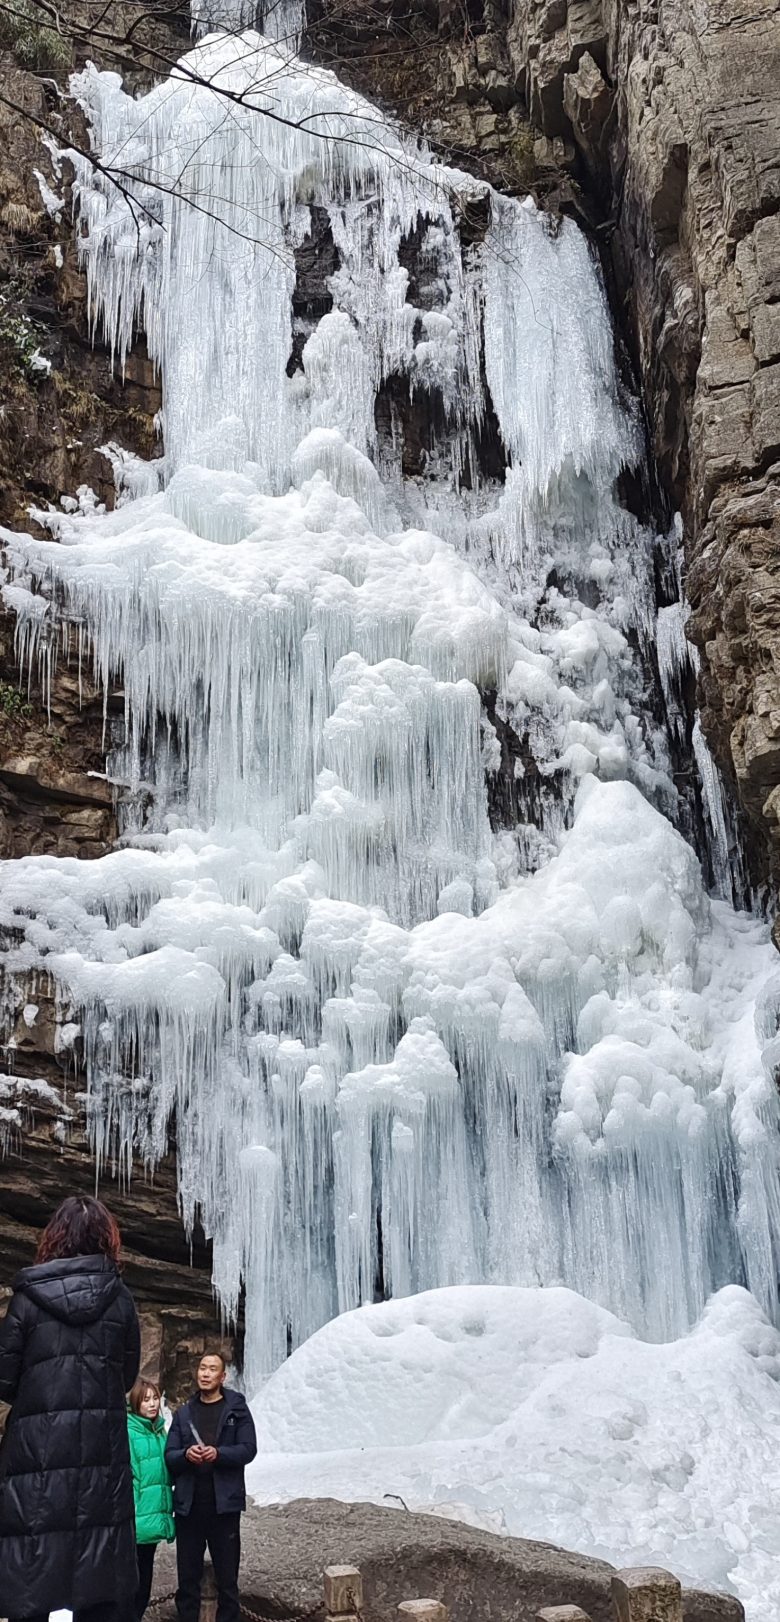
2,24,780,1410
192,0,305,48
248,1283,780,1622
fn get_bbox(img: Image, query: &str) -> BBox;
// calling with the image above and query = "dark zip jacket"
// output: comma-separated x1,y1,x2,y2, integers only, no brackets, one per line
165,1386,257,1516
0,1254,141,1614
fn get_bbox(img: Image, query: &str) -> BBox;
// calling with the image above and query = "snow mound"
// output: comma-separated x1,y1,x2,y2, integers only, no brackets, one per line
249,1283,780,1622
252,1285,630,1453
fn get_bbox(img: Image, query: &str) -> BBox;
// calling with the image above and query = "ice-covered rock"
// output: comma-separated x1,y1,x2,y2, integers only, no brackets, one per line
0,25,779,1400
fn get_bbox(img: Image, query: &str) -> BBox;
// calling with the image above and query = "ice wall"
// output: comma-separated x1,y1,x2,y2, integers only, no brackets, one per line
2,30,780,1389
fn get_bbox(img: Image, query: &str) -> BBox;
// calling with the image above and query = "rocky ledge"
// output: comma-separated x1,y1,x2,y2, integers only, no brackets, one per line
150,1498,744,1622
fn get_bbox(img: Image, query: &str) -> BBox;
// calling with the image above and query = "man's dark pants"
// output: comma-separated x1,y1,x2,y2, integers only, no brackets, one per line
175,1506,241,1622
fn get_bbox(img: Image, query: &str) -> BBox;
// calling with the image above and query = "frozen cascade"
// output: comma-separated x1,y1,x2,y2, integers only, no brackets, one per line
192,0,305,49
2,30,780,1390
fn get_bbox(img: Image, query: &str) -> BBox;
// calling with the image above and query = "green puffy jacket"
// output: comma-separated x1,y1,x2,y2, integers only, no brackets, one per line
127,1411,175,1546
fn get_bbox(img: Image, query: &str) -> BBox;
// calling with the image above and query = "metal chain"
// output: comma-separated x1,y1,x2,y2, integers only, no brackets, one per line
145,1591,324,1622
240,1603,324,1622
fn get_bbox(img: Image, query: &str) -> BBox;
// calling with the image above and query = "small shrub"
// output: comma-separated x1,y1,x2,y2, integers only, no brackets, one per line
0,680,32,721
0,285,49,380
0,0,72,71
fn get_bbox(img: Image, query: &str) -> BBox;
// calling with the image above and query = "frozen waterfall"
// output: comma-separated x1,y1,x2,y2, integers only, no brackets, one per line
192,0,305,48
2,27,780,1391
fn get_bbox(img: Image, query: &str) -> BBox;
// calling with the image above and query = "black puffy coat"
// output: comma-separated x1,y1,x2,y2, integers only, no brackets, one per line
0,1253,141,1615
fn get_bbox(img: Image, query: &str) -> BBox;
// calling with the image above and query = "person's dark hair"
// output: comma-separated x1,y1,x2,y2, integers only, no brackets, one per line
35,1196,122,1266
198,1350,226,1371
128,1378,162,1415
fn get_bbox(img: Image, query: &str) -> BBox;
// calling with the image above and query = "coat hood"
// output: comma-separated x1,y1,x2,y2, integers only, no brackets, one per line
15,1255,122,1324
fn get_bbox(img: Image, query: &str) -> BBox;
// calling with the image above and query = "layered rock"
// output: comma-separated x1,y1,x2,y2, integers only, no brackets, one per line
305,0,540,196
0,977,234,1401
0,6,230,1389
504,0,780,888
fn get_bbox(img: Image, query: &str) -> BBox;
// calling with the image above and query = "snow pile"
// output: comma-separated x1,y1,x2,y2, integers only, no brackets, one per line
248,1283,780,1622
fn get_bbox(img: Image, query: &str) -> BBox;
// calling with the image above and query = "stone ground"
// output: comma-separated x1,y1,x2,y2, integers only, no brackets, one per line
150,1499,744,1622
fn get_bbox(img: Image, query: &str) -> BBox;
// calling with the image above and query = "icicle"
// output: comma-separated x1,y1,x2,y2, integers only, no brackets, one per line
692,715,739,900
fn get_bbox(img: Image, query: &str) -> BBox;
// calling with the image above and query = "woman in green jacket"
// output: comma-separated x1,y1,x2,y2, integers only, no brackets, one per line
127,1377,175,1619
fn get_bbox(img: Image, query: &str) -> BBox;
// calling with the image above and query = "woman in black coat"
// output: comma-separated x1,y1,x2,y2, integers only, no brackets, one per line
0,1195,141,1622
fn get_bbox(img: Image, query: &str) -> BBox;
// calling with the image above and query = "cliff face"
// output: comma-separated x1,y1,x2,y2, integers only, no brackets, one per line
505,0,780,889
0,0,778,1381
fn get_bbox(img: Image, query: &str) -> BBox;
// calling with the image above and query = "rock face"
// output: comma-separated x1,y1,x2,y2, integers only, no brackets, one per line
149,1498,744,1622
611,0,780,893
0,5,230,1393
507,0,780,885
0,983,235,1403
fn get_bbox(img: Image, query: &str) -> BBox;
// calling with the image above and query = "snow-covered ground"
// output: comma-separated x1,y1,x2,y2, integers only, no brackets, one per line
248,1283,780,1622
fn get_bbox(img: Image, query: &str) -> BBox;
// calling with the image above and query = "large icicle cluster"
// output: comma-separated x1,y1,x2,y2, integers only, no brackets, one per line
2,30,780,1389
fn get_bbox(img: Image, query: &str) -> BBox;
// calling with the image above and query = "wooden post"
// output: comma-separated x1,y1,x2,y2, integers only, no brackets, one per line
537,1608,593,1622
398,1603,449,1622
324,1564,364,1619
199,1559,218,1622
612,1568,683,1622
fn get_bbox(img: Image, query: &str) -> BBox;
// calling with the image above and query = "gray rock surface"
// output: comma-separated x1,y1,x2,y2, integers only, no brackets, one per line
511,0,780,885
151,1499,744,1622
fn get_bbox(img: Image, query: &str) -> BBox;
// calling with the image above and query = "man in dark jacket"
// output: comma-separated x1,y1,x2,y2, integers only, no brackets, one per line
0,1248,140,1622
166,1351,258,1622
